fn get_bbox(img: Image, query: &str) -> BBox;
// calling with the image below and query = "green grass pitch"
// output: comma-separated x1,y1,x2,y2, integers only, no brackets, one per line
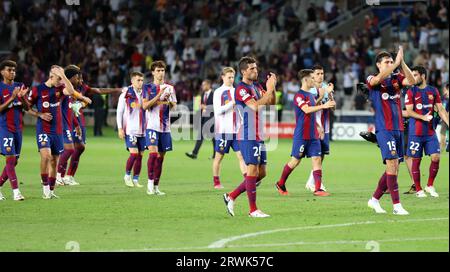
0,127,448,252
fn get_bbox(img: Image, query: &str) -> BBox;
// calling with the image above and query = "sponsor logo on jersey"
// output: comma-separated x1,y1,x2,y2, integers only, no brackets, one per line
382,93,400,100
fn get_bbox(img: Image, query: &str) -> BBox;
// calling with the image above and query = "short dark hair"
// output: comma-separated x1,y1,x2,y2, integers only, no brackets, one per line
130,71,144,78
238,56,257,74
150,60,166,72
298,69,314,82
64,65,81,79
411,65,427,79
312,64,324,71
375,51,393,64
0,60,17,71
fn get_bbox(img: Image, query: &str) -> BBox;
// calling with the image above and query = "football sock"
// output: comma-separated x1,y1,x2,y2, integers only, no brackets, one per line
427,160,439,187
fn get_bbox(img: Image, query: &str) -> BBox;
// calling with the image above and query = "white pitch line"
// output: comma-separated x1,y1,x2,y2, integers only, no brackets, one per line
107,236,449,252
207,217,449,249
103,217,448,252
222,236,449,249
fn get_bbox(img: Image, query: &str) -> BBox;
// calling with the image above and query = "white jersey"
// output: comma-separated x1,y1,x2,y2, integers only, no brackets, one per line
143,83,177,133
213,84,238,134
310,82,331,134
116,86,145,136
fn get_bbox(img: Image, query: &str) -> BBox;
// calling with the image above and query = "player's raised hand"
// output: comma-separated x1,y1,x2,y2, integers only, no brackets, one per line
82,96,92,105
12,86,20,98
266,73,277,92
118,128,125,140
325,83,334,94
395,46,404,66
422,111,433,122
323,100,336,109
18,85,29,98
39,112,53,122
51,66,65,78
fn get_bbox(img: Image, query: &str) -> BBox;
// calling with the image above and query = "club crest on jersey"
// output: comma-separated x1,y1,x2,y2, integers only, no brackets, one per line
150,139,155,144
55,92,60,98
428,94,434,100
411,150,416,155
130,102,137,108
240,89,249,99
41,141,47,146
43,102,50,108
391,150,397,156
5,147,11,152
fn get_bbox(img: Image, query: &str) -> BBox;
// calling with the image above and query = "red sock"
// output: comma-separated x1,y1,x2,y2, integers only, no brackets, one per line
5,157,18,190
278,164,293,186
373,172,387,200
427,160,439,187
213,176,220,186
245,176,258,213
411,158,422,191
313,170,322,191
229,180,246,200
41,173,49,186
57,149,74,178
386,174,400,204
125,153,138,174
67,146,84,176
147,153,157,180
133,154,142,177
0,167,8,186
48,177,56,191
154,156,164,186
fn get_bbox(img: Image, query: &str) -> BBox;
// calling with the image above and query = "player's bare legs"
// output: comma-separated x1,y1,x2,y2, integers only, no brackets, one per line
57,143,74,186
236,151,247,176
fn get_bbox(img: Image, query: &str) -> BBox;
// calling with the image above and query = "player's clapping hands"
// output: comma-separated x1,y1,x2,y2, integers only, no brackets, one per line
323,100,336,109
266,72,277,92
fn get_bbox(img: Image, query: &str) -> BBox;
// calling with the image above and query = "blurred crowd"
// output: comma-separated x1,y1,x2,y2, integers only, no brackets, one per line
0,0,448,113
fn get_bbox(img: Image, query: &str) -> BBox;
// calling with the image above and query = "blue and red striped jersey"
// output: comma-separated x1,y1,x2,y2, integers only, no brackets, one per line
235,81,266,141
0,81,25,133
405,85,442,136
293,90,319,140
28,83,65,135
367,72,405,131
61,94,74,131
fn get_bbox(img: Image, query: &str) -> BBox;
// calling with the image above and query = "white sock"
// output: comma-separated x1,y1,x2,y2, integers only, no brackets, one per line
148,180,154,190
43,185,50,195
13,189,20,197
393,203,403,209
56,173,61,180
371,197,379,202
